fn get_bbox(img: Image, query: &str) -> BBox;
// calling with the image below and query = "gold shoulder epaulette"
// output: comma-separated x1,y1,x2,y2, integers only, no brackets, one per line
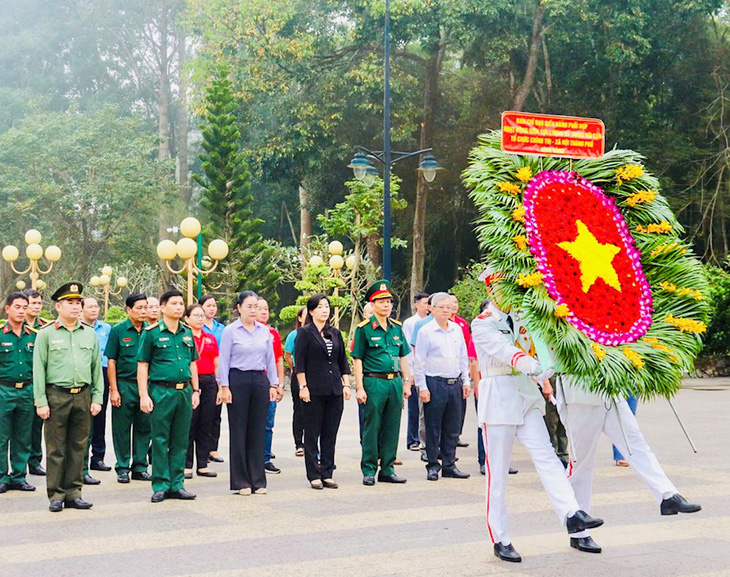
145,322,159,331
26,325,38,334
390,318,402,326
357,319,369,328
80,320,93,327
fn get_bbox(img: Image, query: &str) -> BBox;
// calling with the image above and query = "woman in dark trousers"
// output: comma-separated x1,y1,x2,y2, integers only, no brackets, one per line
294,294,351,489
219,291,280,495
283,307,306,456
184,304,220,479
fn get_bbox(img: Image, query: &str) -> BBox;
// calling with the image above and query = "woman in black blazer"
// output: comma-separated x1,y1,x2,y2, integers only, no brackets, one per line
294,293,351,489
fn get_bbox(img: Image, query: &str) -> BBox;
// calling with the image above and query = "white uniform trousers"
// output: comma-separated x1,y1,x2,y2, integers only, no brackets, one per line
558,399,678,538
482,408,579,545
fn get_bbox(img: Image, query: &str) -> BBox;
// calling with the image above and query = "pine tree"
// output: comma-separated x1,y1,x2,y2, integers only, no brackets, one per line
194,64,280,307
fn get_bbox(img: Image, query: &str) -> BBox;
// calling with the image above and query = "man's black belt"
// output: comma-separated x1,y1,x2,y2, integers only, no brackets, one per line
151,380,191,390
363,372,401,380
429,375,462,385
48,383,88,394
0,380,30,389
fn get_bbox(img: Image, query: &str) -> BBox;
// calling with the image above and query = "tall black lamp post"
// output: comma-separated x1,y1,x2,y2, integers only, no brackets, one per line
348,0,441,281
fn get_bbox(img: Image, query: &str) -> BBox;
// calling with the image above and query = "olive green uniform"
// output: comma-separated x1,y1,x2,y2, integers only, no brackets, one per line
28,317,48,471
352,316,410,477
138,321,198,493
0,323,36,485
33,320,103,502
106,319,150,475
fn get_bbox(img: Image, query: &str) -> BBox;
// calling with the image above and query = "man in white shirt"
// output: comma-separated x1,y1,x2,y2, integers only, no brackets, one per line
402,292,429,451
414,292,471,480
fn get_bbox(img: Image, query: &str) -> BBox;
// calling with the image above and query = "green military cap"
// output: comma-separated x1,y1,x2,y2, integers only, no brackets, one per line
51,281,84,302
364,279,393,303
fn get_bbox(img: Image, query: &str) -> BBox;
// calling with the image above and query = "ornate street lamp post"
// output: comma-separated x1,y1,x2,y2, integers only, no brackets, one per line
89,266,129,315
157,217,229,305
2,229,61,290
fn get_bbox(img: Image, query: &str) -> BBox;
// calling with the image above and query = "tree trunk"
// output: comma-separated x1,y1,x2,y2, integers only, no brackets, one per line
177,32,191,205
158,4,171,160
299,184,312,271
409,30,446,302
511,0,544,112
366,233,380,267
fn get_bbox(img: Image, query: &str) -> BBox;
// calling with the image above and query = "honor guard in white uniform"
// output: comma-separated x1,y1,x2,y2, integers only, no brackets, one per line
531,337,701,554
472,268,603,563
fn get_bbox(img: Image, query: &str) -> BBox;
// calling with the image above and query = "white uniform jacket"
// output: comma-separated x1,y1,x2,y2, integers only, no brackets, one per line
472,303,544,426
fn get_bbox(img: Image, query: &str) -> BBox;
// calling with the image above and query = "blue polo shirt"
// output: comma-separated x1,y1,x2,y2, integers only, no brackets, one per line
202,318,226,345
92,319,112,368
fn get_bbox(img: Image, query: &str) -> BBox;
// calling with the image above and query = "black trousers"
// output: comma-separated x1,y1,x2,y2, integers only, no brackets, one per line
423,376,462,471
90,367,110,462
302,393,343,481
186,374,218,469
290,373,304,449
228,369,269,491
211,402,222,453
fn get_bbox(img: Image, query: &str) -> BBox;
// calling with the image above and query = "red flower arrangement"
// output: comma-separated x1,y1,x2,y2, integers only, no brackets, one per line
523,170,653,345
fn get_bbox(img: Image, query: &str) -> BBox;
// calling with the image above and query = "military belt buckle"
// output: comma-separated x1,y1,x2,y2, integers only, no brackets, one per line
15,382,23,389
175,383,185,390
387,373,394,380
70,387,81,394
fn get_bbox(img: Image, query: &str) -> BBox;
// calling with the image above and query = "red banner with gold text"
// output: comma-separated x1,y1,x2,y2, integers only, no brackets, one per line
501,111,605,159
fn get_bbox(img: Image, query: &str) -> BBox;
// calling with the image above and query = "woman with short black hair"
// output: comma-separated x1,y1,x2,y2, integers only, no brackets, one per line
294,294,351,489
218,291,279,495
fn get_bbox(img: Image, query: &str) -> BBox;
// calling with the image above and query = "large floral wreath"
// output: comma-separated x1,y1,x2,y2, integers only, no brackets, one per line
463,131,710,399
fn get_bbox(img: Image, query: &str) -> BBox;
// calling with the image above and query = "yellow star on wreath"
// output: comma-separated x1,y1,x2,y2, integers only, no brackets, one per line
558,220,622,293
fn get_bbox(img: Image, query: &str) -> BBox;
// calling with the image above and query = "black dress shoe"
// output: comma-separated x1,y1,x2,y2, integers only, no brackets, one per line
117,472,130,484
377,473,407,484
509,468,518,475
49,499,64,512
456,441,469,448
90,460,112,472
8,481,36,491
494,542,521,562
151,490,166,503
0,482,8,494
64,497,93,510
184,472,193,479
131,471,152,481
209,455,224,463
420,452,428,463
660,493,701,515
566,510,604,534
83,474,101,485
570,536,602,553
442,467,470,479
264,462,281,474
168,488,196,500
363,475,375,486
196,469,218,478
427,470,439,481
29,465,46,476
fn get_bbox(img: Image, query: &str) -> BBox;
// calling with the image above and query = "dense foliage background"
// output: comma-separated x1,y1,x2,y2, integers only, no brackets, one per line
1,1,730,351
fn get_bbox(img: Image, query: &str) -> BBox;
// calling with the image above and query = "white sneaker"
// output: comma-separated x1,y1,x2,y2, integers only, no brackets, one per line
254,487,267,495
238,488,252,496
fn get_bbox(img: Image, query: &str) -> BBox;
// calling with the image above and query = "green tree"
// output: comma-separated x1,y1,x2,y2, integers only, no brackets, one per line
194,64,280,305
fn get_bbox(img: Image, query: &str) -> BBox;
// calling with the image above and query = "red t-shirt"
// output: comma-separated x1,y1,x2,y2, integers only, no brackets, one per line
452,315,477,360
194,332,219,375
266,324,283,360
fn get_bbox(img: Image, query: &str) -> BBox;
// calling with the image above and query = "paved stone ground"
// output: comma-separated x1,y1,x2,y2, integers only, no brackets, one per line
1,383,729,577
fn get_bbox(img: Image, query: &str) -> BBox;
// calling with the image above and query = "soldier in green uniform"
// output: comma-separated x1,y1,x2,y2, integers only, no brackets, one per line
106,293,151,484
352,280,412,486
33,282,103,512
0,292,37,493
137,288,200,503
24,288,48,477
